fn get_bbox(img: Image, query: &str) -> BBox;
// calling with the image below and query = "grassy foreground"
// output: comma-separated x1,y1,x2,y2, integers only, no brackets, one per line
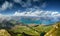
0,22,60,36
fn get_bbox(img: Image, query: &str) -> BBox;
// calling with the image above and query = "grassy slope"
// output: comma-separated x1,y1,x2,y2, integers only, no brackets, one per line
32,25,53,32
45,22,60,36
10,24,53,36
0,22,60,36
11,25,40,36
0,29,11,36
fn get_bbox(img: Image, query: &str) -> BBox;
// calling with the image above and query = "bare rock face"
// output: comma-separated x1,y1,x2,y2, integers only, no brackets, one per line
0,29,11,36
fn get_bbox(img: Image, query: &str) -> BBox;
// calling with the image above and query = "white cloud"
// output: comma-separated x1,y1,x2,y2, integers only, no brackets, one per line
0,1,13,10
13,11,25,16
0,13,12,23
13,0,32,7
13,0,47,9
13,0,22,3
13,0,27,7
13,10,60,23
9,3,13,9
13,10,60,17
51,12,60,17
20,0,32,7
41,2,47,8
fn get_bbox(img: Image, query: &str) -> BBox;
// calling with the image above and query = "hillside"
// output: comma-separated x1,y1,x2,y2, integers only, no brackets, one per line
0,22,60,36
45,22,60,36
9,24,53,36
0,29,11,36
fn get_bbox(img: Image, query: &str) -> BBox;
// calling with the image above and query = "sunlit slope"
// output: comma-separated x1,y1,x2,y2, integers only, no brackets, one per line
0,29,11,36
32,25,53,33
11,25,40,36
11,24,53,36
45,22,60,36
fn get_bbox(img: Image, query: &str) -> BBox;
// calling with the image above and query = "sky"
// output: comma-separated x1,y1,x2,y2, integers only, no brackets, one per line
0,0,60,16
0,0,60,24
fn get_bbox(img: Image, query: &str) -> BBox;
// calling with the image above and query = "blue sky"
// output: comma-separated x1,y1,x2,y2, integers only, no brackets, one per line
0,0,60,24
0,0,60,15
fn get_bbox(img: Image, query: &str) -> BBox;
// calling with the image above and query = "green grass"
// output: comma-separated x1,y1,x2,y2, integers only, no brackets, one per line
11,25,40,36
45,22,60,36
31,25,53,33
10,25,53,36
0,22,60,36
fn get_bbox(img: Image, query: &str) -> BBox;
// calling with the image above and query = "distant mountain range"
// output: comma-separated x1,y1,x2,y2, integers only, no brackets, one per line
10,16,60,24
0,15,60,25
